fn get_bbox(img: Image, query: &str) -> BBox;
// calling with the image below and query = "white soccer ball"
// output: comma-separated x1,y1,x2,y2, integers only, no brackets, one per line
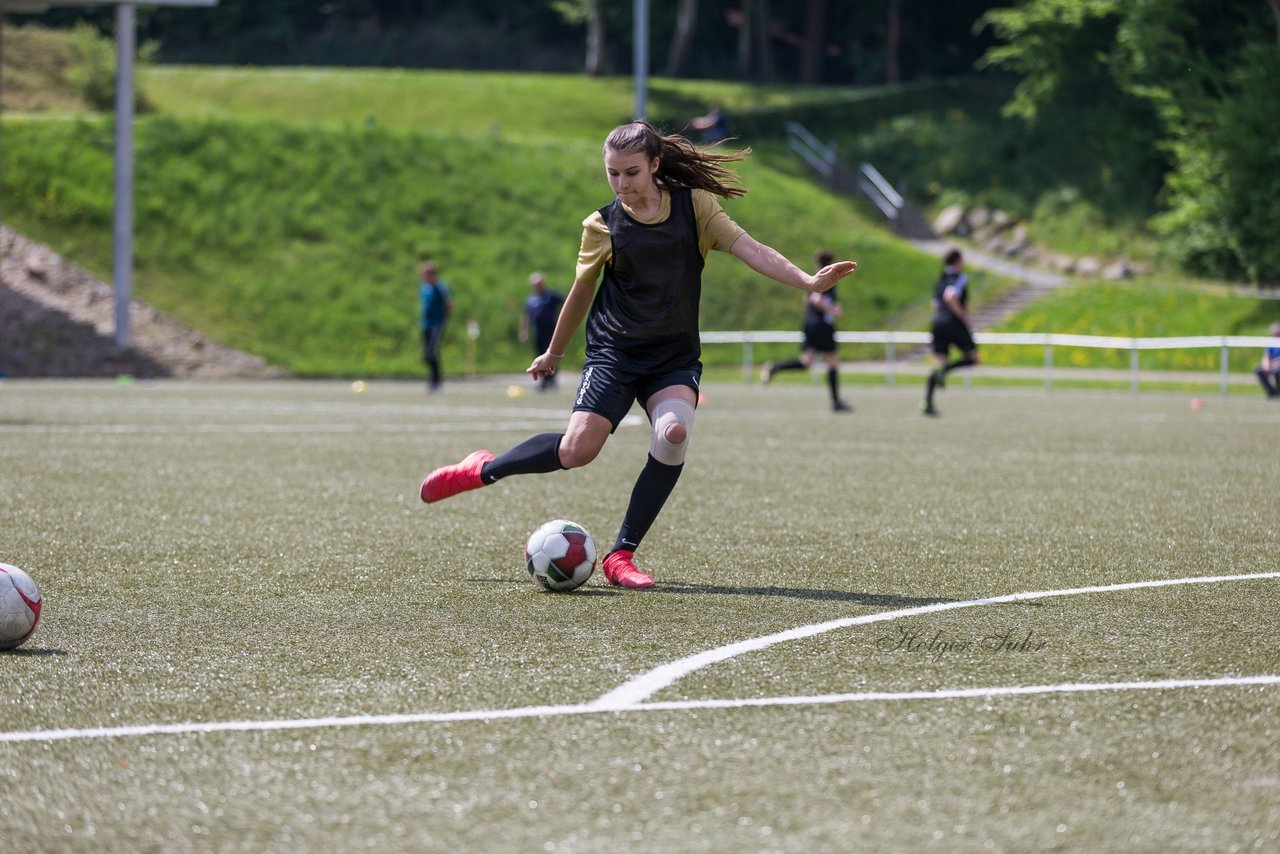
0,563,43,651
524,520,597,592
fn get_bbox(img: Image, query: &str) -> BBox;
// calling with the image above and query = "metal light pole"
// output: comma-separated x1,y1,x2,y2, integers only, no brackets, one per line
112,1,135,348
633,0,647,119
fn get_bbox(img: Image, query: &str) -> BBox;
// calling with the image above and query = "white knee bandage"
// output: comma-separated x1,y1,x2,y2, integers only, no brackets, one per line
649,398,695,465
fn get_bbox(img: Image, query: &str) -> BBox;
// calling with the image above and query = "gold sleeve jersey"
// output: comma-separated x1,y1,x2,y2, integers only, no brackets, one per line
574,188,746,287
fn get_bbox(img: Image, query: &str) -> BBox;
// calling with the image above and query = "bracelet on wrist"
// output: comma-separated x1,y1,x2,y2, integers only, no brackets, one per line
547,350,564,359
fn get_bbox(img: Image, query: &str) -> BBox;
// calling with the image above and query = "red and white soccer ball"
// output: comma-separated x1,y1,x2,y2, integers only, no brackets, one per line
0,563,42,651
525,520,597,592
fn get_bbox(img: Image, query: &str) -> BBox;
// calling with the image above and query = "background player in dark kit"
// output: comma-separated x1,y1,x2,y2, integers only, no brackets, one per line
923,248,978,416
418,262,453,392
520,272,565,391
761,250,853,412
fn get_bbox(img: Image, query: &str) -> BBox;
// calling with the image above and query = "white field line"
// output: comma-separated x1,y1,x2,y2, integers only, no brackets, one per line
590,571,1280,709
636,675,1280,712
0,416,642,435
1,572,1276,745
0,422,564,435
2,676,1277,745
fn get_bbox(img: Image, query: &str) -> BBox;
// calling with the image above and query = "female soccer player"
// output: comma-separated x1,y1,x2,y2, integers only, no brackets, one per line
761,250,853,412
420,120,857,588
922,248,978,416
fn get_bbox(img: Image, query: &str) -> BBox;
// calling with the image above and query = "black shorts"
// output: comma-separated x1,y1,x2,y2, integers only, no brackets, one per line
931,318,976,356
802,320,837,353
572,359,702,431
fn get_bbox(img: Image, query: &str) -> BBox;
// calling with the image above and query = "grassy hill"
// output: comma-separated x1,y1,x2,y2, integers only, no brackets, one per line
1,67,955,376
0,23,129,114
141,66,848,140
3,58,1278,377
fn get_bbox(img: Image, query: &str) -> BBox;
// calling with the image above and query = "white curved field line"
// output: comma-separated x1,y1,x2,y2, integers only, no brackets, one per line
589,570,1280,709
2,571,1277,745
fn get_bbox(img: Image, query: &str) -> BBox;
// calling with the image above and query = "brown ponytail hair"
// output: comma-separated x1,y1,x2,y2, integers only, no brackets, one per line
603,120,749,199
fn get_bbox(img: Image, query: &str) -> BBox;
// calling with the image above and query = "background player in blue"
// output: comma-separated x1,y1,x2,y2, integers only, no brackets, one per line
923,248,978,416
761,250,852,412
420,120,857,589
418,262,452,392
1255,322,1280,399
519,271,565,391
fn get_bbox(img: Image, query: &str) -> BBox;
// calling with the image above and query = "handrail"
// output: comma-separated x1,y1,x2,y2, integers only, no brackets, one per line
858,162,903,208
856,161,903,221
784,121,836,181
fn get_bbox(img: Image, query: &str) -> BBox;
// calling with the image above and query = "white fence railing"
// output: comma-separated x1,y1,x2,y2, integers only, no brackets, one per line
700,331,1276,396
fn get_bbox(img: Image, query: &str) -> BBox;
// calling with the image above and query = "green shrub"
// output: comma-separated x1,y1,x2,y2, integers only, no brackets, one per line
1153,44,1280,284
0,23,155,113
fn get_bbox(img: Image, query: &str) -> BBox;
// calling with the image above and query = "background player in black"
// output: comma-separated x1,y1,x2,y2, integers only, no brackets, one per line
519,272,565,391
420,120,857,589
761,250,852,412
923,248,978,416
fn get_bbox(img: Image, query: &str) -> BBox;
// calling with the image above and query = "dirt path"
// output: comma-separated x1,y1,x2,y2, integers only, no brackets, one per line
0,227,284,379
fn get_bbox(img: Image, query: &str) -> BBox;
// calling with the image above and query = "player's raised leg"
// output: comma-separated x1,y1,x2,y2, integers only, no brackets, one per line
420,450,496,503
420,413,610,504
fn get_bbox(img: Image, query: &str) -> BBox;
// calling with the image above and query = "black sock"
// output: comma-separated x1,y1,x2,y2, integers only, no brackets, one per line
772,358,806,373
925,371,937,406
481,433,564,484
613,455,683,553
944,356,976,374
826,366,840,402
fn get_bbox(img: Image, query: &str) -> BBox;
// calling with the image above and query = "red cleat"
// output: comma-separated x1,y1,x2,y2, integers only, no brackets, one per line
420,450,495,503
601,550,654,589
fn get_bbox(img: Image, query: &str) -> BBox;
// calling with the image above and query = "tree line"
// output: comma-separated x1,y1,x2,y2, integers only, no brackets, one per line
979,0,1280,283
14,0,1000,83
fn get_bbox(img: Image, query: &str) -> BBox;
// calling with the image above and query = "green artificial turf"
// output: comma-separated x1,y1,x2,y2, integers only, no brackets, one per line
1,379,1277,851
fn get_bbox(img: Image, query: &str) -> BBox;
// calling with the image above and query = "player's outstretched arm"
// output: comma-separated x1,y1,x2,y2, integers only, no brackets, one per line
730,234,857,293
811,259,858,293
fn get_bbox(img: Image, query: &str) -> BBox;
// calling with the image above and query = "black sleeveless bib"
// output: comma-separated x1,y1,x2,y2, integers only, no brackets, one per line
587,187,706,371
